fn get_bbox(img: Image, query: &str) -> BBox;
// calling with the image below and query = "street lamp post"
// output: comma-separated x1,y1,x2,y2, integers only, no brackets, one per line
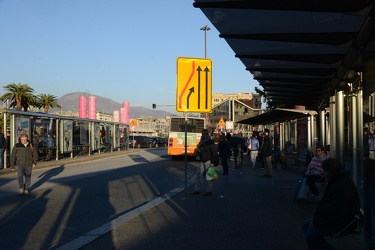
200,25,210,58
200,25,211,131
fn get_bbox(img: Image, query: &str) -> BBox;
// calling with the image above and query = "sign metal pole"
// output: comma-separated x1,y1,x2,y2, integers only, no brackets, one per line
184,112,188,199
132,127,134,149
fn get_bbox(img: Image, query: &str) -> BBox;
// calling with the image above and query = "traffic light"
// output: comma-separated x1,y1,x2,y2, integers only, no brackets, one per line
152,104,156,109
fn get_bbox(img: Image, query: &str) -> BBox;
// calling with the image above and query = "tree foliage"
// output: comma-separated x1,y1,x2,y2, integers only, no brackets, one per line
36,94,62,113
0,83,62,113
0,83,35,111
254,86,273,110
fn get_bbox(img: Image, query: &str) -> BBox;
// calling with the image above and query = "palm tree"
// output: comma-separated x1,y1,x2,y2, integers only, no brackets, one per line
0,83,35,111
36,94,62,113
21,94,38,111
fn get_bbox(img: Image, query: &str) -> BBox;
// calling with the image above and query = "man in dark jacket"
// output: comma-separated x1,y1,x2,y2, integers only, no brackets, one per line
190,129,219,196
231,129,245,169
0,129,6,169
260,129,273,177
10,133,38,195
6,131,10,168
219,133,231,175
301,158,360,249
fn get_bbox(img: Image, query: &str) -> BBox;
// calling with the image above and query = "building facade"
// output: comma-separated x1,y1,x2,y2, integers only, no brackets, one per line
212,92,262,109
206,98,264,136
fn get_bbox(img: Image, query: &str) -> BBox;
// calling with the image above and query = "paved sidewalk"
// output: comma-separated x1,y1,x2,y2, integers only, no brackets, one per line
79,154,369,250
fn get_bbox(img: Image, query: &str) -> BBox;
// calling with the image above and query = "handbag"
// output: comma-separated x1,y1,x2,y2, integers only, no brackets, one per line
247,139,252,150
294,176,309,203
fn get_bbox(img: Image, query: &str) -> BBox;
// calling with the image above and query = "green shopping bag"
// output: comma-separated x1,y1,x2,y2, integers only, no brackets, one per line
205,166,218,181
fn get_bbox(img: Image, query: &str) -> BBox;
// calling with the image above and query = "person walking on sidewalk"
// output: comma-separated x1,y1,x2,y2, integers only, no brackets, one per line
190,129,219,196
231,129,245,169
258,132,265,169
10,133,38,195
0,129,6,169
260,129,273,177
301,158,360,250
6,130,11,168
248,132,260,168
219,133,231,175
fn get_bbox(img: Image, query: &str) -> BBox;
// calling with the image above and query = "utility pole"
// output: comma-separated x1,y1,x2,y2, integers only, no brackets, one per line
200,25,210,59
200,25,211,129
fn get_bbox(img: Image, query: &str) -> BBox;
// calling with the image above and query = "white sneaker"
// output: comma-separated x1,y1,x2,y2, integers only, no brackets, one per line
24,190,29,195
19,189,24,195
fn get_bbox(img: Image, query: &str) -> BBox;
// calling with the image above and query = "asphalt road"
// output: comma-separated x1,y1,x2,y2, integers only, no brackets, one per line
0,148,198,250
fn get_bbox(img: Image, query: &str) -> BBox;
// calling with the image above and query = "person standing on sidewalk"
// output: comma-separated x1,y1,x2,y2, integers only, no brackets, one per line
260,129,273,177
248,132,260,168
190,129,219,196
231,129,245,169
10,133,38,195
219,133,231,175
6,131,11,168
0,129,6,169
257,132,265,169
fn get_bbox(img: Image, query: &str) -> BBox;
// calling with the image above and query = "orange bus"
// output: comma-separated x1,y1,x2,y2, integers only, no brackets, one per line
167,117,206,158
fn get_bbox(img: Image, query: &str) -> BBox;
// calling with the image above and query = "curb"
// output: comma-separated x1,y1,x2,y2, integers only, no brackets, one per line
0,148,144,176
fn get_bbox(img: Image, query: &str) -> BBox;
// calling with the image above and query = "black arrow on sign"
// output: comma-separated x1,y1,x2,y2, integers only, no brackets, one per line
187,87,194,109
197,66,202,109
204,66,210,109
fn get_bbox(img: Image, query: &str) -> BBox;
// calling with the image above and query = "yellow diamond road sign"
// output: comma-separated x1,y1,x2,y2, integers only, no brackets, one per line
176,57,212,113
130,118,137,126
218,116,225,127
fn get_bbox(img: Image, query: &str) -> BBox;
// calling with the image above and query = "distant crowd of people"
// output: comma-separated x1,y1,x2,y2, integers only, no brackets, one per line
190,127,276,197
189,127,370,249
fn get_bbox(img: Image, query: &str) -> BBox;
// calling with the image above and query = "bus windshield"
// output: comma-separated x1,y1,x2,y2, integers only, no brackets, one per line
167,117,206,157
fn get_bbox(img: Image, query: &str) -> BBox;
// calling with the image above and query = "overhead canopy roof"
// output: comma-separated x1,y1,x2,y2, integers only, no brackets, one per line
237,108,314,125
193,0,375,110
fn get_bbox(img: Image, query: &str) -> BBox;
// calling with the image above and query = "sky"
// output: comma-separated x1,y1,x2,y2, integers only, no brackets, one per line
0,0,260,114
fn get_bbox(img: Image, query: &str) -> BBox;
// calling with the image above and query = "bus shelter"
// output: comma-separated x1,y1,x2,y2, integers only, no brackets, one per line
1,110,129,166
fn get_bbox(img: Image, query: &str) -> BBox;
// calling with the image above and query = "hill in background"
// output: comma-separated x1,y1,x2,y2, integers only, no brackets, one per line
55,92,173,118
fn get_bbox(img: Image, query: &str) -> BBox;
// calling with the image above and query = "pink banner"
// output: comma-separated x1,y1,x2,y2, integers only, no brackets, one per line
88,95,96,120
121,101,130,124
79,96,87,118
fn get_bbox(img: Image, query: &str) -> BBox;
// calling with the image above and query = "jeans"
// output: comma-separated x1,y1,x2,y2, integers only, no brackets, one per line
221,157,228,174
17,165,33,190
233,148,239,168
307,175,323,196
233,148,243,168
264,155,272,175
250,151,258,167
194,160,212,192
237,150,243,167
301,219,340,250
